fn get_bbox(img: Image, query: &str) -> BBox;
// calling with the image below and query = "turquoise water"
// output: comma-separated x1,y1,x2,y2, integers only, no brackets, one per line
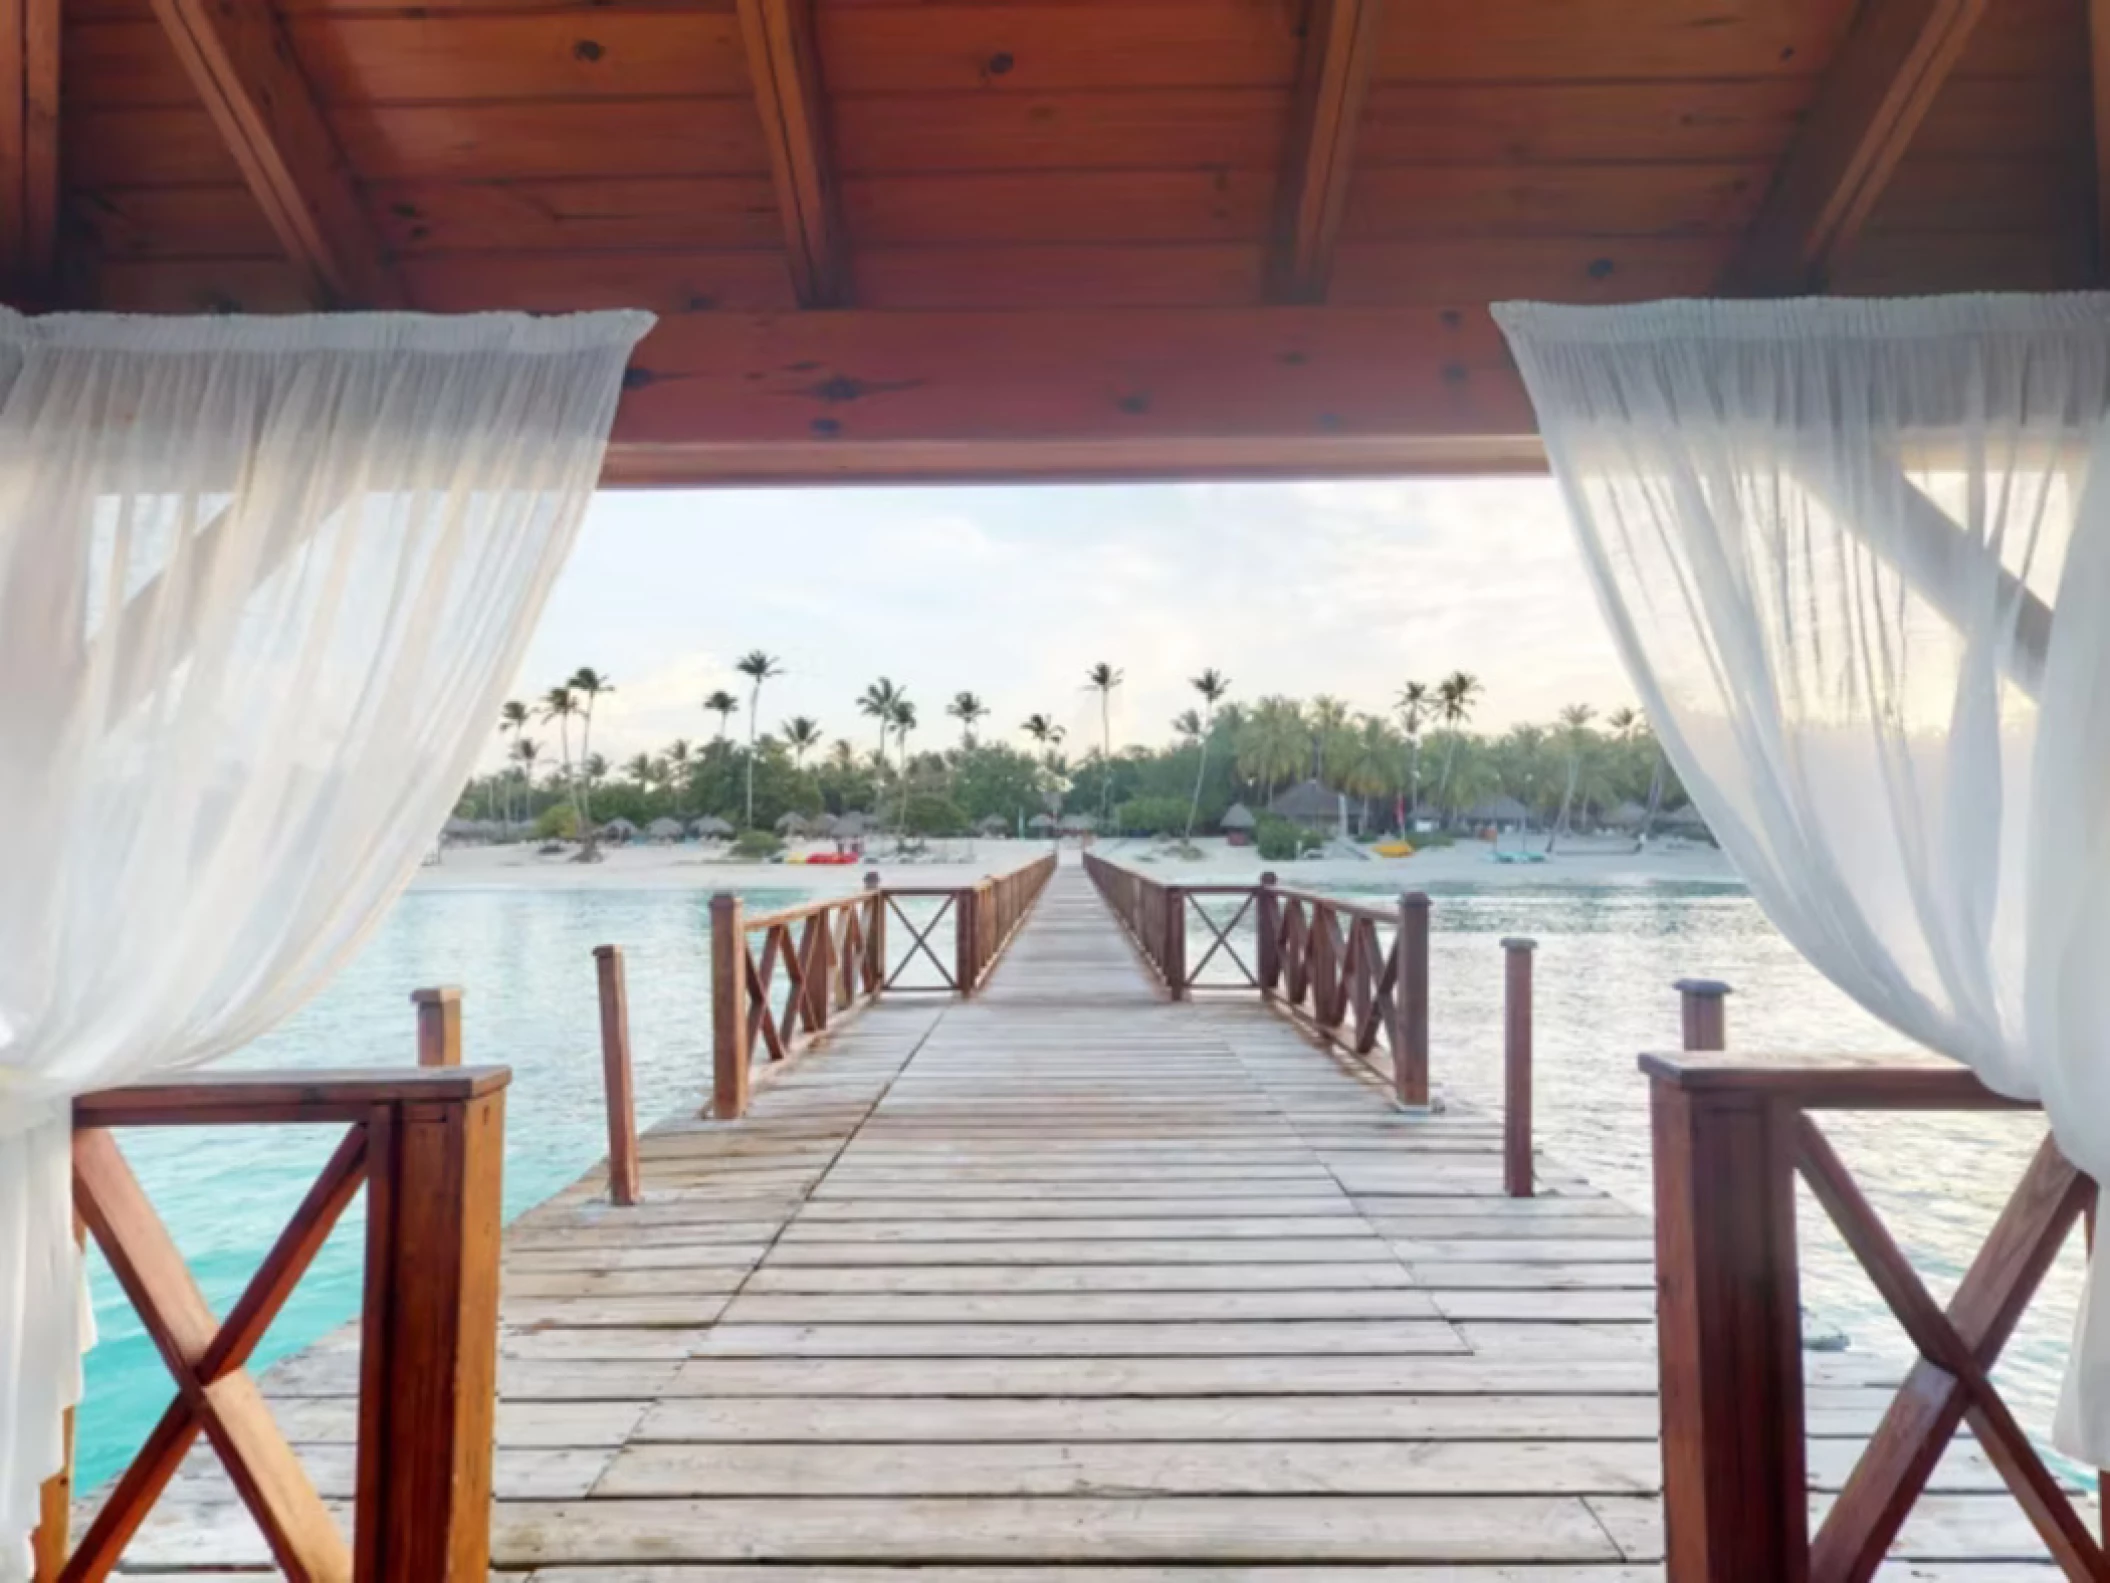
80,875,2082,1484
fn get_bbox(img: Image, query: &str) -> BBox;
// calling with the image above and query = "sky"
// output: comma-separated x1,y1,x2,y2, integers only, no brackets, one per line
498,478,1638,772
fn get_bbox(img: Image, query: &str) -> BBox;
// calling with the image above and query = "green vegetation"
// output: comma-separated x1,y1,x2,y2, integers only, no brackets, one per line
729,829,783,861
460,661,1690,848
1255,814,1324,862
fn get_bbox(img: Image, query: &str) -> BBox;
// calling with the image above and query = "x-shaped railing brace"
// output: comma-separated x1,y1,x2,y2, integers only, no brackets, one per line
884,894,957,990
65,1126,362,1581
1796,1120,2102,1579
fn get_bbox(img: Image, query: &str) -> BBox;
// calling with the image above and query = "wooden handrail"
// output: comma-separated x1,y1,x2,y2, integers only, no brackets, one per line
709,855,1056,1118
45,1064,509,1582
1646,1016,2096,1580
1082,853,1432,1107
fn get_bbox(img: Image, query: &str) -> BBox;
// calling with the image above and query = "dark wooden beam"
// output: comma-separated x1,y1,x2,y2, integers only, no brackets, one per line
1267,0,1384,304
602,306,1540,484
1721,0,1989,294
147,0,400,307
0,0,58,301
737,0,847,307
2092,0,2110,280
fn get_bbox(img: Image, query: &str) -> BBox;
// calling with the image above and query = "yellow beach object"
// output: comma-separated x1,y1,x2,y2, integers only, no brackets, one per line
1373,841,1415,858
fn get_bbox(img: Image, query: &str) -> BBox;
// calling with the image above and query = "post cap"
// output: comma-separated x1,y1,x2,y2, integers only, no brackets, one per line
410,986,462,1005
1259,871,1278,884
1673,977,1733,998
593,944,621,960
1500,936,1538,951
864,871,883,887
1401,891,1432,909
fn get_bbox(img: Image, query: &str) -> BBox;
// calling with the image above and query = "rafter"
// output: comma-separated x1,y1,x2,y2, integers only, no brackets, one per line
737,0,848,307
0,0,58,302
1267,0,1384,304
1721,0,1989,294
2091,0,2110,279
147,0,400,307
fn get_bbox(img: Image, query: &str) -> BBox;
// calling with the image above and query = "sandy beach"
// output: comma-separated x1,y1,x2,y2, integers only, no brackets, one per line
414,834,1739,894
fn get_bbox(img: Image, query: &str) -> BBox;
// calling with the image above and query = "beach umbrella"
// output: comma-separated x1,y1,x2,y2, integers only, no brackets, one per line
599,816,640,841
1028,812,1056,831
646,816,685,842
1219,802,1256,831
693,815,734,838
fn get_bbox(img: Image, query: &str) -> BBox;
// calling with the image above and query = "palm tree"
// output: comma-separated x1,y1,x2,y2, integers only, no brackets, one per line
859,677,904,763
540,683,583,836
1395,680,1431,819
1236,696,1307,805
513,737,541,827
567,668,613,849
1308,694,1352,785
1184,667,1230,840
947,690,990,748
1433,670,1483,819
889,696,918,832
783,715,823,770
733,650,784,827
1344,715,1400,834
624,751,655,791
704,689,739,741
498,699,530,831
1084,662,1123,823
1549,703,1595,853
666,737,693,817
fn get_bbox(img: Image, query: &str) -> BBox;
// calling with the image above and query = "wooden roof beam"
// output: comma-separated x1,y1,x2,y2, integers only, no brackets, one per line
1267,0,1384,304
2092,0,2110,279
738,0,847,307
1,0,58,303
1721,0,1989,294
148,0,400,307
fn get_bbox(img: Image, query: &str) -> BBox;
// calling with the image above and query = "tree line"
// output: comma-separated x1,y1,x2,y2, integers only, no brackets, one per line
460,658,1687,847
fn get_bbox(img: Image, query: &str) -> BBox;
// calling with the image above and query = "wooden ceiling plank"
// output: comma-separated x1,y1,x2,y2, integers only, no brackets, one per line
2092,0,2110,278
737,0,845,307
2,0,59,300
1268,0,1383,303
146,0,400,306
1722,0,1991,294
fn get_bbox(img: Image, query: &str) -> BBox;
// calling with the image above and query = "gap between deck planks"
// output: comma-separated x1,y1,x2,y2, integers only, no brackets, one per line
106,860,2069,1577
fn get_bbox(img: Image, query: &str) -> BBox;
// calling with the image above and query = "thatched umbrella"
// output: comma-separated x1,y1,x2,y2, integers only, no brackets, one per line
1219,802,1256,831
600,816,640,843
809,811,839,838
692,815,734,839
776,810,811,838
976,815,1008,837
646,816,685,842
1604,800,1650,829
834,810,870,839
1028,812,1056,832
1057,812,1096,833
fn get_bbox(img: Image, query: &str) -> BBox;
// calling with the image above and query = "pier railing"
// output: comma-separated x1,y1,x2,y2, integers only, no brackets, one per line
711,854,1057,1118
1646,988,2099,1581
43,1066,508,1582
1082,855,1431,1108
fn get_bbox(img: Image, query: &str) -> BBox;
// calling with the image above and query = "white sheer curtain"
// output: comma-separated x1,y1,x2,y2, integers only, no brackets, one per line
1493,293,2110,1459
0,308,651,1575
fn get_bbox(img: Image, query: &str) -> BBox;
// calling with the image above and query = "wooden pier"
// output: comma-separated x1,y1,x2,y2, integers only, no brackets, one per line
93,860,2074,1577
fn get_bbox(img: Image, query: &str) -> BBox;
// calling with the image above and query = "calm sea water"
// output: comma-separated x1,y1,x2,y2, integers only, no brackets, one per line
78,874,2081,1486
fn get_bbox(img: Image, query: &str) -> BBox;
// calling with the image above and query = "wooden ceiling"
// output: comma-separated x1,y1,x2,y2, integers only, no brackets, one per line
2,0,2103,483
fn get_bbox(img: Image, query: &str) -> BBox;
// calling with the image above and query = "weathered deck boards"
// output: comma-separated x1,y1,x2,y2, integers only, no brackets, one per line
106,860,2067,1577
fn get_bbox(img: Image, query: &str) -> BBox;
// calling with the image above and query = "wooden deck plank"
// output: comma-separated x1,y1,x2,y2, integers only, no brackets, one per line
106,861,2057,1575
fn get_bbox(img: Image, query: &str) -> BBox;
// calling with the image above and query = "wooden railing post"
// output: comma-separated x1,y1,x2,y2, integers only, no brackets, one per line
711,893,750,1119
1678,977,1732,1051
1164,886,1187,1000
1502,936,1534,1198
354,1080,507,1581
954,882,981,993
593,945,641,1207
1647,1064,1808,1582
1396,892,1431,1108
1256,872,1281,994
865,871,886,993
412,986,462,1067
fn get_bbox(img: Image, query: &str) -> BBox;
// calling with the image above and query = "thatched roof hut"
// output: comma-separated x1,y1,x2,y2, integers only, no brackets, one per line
1219,802,1256,831
776,811,810,837
1605,800,1651,829
1027,812,1056,832
1267,780,1341,829
1057,812,1097,834
645,816,686,842
599,816,640,842
692,815,734,839
1461,795,1532,827
808,811,839,838
976,815,1008,837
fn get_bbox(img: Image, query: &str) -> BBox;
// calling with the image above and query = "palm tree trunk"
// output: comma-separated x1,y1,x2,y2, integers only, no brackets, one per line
1637,752,1666,850
745,685,759,826
1184,711,1211,840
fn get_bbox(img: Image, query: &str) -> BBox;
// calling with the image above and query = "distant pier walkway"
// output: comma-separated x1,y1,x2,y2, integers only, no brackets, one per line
124,862,2059,1575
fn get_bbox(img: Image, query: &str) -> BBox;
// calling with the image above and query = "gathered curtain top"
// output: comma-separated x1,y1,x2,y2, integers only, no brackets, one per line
1495,293,2110,345
0,309,655,357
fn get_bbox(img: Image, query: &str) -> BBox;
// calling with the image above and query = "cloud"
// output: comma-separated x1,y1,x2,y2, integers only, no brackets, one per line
487,480,1638,770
